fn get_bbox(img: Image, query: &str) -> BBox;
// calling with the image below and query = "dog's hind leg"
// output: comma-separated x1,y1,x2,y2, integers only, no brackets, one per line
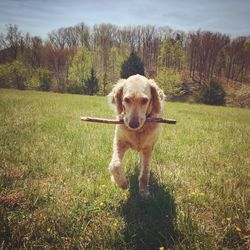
139,147,153,197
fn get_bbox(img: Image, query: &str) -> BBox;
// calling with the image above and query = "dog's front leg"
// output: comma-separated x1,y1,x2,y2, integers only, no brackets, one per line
109,140,129,189
139,147,153,197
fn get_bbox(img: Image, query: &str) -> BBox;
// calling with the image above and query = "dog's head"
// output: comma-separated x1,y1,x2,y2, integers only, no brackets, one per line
108,74,165,131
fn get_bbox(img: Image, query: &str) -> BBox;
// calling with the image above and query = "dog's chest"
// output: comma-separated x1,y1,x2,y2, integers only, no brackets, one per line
118,124,160,151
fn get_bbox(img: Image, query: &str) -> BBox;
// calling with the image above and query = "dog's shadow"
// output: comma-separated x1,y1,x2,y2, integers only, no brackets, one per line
120,169,180,250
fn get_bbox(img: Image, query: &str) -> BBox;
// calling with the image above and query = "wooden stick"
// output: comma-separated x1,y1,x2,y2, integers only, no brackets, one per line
80,116,176,124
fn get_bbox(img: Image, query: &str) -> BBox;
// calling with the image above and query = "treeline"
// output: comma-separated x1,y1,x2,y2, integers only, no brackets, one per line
0,23,249,95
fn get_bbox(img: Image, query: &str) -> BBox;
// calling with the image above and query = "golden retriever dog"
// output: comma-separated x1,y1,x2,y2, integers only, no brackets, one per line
108,74,165,197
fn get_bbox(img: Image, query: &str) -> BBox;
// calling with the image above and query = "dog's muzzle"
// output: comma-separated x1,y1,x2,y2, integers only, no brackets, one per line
128,118,140,129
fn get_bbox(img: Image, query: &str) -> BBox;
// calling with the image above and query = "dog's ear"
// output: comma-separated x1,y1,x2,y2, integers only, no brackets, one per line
108,79,125,114
149,79,166,116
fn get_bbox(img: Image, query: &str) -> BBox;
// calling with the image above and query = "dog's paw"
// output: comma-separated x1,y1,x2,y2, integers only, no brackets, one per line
120,176,129,189
111,175,129,190
139,189,151,198
139,183,151,198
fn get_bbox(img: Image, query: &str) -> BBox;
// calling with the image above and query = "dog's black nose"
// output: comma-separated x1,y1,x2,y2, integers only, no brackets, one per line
129,119,140,129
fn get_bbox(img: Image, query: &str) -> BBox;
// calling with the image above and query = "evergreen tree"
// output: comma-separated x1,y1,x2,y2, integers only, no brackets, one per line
85,68,99,95
120,52,145,78
197,80,225,105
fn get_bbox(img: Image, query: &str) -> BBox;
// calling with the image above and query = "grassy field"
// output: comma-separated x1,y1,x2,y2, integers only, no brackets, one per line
0,89,249,249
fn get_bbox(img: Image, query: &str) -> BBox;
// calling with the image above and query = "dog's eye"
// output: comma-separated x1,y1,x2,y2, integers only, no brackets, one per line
141,97,148,105
124,97,130,104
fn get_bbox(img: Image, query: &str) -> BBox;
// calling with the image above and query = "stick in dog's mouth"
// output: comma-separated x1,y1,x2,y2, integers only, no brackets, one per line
80,116,176,124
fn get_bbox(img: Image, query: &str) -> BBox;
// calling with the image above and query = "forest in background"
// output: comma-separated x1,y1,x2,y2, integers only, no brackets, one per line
0,23,249,106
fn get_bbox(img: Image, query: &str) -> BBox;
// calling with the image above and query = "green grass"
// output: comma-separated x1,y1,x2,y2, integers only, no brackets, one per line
0,89,249,249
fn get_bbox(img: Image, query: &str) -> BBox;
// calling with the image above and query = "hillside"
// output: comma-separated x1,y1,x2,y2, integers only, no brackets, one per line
0,89,249,249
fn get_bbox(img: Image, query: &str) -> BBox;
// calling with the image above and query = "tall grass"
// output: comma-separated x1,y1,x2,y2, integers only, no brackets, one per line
0,89,249,249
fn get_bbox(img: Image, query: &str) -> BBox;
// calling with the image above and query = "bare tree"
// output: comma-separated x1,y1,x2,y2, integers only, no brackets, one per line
188,31,229,82
225,37,250,83
1,24,23,60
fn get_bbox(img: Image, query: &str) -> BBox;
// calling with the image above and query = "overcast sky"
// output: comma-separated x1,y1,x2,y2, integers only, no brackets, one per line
0,0,249,38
